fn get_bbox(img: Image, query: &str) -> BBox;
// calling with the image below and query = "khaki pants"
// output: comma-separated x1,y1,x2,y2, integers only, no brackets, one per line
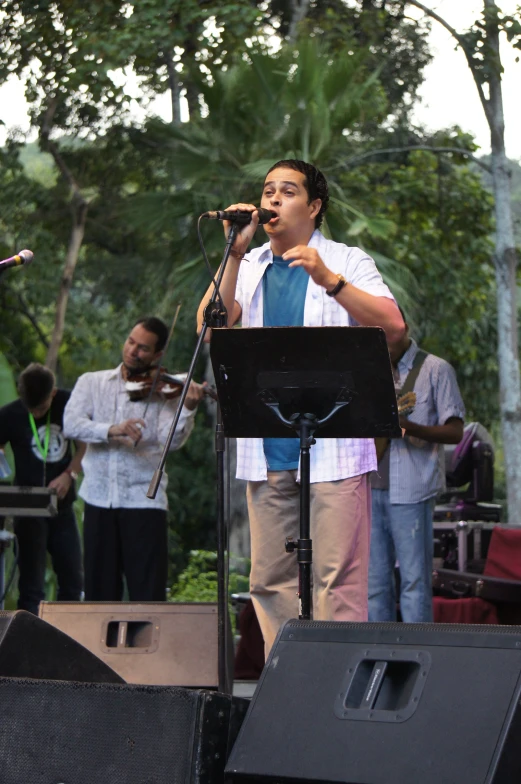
247,470,371,656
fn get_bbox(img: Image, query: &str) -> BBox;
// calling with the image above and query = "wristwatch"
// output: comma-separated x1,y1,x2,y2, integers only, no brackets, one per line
66,468,79,481
325,274,347,297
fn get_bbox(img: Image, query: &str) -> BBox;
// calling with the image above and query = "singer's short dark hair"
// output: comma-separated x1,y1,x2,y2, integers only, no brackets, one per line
265,159,329,228
133,317,169,352
17,363,56,409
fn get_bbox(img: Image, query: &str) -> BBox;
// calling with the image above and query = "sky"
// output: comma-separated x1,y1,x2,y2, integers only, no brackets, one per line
0,1,519,160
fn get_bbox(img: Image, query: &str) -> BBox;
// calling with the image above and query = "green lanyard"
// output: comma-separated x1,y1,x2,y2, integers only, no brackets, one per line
29,411,51,463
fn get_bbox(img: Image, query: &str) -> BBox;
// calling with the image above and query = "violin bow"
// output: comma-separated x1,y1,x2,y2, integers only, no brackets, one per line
134,303,182,443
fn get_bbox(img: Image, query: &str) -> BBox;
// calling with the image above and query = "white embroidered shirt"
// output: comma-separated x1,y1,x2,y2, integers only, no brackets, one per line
63,365,195,510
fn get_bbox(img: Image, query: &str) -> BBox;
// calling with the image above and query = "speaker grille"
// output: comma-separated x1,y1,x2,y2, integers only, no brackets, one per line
284,618,521,635
0,678,237,784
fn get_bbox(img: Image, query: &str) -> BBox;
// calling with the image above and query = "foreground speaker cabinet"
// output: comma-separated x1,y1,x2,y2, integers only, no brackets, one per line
226,620,521,784
39,601,224,687
0,610,123,683
0,677,248,784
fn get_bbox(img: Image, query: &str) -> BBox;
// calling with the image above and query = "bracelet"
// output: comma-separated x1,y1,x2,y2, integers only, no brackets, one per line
65,467,79,480
229,250,244,260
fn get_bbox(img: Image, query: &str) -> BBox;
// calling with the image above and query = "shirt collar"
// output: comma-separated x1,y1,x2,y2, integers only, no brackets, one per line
398,338,419,372
254,229,323,263
107,363,123,381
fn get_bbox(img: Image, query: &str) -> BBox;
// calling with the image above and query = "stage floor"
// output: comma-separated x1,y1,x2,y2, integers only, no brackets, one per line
233,680,257,699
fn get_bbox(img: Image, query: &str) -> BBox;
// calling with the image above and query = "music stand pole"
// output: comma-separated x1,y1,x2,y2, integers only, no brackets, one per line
293,415,315,620
263,405,350,620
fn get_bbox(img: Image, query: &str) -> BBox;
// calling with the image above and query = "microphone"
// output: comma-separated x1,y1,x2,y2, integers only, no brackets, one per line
0,249,34,271
202,208,275,225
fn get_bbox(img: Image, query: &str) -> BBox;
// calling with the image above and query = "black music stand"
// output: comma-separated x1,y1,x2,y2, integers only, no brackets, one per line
210,326,401,619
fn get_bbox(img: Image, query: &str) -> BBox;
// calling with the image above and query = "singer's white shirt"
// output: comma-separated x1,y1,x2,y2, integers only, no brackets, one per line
233,230,395,483
63,365,195,509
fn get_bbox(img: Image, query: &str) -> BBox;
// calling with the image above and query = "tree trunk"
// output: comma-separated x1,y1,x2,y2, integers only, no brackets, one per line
46,197,88,372
40,112,89,374
399,0,521,518
166,53,182,125
288,0,311,41
485,0,521,519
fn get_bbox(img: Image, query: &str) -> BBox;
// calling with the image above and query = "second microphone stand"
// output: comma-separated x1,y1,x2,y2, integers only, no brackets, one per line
147,222,240,694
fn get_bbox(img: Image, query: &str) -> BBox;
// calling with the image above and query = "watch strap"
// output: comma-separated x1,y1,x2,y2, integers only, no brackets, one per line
326,274,347,297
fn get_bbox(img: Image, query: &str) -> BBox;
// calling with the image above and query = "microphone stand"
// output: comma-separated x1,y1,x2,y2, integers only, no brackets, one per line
147,221,240,695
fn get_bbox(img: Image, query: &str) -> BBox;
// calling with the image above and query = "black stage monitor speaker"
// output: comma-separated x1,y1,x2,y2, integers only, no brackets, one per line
0,677,248,784
0,610,123,683
226,620,521,784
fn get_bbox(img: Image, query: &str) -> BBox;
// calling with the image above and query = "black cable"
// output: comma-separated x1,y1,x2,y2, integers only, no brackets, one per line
197,215,225,310
226,436,231,599
225,436,232,680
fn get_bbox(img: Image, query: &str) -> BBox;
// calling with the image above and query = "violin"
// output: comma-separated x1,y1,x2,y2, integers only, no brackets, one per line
125,366,217,402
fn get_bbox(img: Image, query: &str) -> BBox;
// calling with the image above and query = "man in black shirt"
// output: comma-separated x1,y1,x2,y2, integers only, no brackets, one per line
0,363,85,614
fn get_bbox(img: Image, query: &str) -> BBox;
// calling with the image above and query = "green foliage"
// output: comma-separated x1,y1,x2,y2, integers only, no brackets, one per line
0,354,17,408
118,0,433,124
165,403,218,582
348,140,497,424
0,353,17,480
298,0,433,113
0,0,131,132
169,549,250,603
0,0,508,557
108,37,415,301
124,0,266,103
457,3,521,83
324,119,499,421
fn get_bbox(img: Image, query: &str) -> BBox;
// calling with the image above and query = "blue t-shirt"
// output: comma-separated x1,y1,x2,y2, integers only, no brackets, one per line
262,255,308,470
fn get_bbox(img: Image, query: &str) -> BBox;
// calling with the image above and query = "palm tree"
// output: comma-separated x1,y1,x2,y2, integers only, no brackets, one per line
123,38,416,307
112,38,417,556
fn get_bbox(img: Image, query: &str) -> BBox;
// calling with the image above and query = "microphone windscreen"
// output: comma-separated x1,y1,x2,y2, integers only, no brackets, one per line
257,208,276,224
19,250,34,266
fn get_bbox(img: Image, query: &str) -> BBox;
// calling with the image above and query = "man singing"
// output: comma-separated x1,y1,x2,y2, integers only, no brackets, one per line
197,159,404,653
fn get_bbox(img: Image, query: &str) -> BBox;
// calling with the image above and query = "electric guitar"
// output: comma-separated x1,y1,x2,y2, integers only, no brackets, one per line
375,391,417,462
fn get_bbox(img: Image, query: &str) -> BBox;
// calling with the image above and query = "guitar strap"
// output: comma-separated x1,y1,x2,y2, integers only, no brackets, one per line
395,348,428,398
375,348,429,463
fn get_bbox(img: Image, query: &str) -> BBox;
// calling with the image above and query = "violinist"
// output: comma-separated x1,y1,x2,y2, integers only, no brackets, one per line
64,316,205,602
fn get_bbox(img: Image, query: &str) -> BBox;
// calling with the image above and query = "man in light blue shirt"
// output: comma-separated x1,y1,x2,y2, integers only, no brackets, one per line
369,312,465,622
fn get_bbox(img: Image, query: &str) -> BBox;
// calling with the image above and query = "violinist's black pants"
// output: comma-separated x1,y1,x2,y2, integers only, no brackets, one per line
83,503,168,601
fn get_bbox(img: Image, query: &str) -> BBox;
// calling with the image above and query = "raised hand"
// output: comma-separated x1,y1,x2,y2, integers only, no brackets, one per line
283,245,338,290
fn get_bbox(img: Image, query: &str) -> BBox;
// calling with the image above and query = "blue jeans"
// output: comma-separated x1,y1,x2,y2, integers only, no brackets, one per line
368,489,435,623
